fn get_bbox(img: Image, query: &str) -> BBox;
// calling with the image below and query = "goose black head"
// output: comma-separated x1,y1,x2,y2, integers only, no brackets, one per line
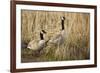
61,16,65,20
40,30,46,40
42,30,46,34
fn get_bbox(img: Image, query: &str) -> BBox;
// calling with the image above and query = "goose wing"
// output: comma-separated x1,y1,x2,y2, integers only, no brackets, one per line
49,33,63,44
27,39,48,51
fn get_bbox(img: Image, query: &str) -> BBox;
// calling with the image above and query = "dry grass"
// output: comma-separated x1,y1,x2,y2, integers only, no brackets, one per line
21,10,90,62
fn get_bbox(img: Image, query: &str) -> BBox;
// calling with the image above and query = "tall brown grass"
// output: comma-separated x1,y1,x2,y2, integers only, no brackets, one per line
21,10,90,62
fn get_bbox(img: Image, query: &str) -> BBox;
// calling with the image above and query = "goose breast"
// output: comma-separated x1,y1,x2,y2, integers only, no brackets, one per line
27,40,46,51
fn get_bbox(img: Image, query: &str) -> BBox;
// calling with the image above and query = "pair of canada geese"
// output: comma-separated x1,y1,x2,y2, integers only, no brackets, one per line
27,17,66,55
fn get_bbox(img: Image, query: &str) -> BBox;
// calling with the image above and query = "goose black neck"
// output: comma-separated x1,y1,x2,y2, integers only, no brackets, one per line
40,32,44,40
61,19,64,30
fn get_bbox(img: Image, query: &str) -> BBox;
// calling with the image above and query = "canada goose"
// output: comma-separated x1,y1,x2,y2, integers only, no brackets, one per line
49,16,66,45
27,30,48,55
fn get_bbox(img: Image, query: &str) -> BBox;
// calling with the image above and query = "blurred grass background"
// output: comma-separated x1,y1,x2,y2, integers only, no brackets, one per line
21,10,90,63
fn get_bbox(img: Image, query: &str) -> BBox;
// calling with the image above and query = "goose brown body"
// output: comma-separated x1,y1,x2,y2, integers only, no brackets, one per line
48,17,66,45
27,30,47,53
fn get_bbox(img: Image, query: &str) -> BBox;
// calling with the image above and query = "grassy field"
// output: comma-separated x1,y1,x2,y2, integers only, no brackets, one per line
21,10,90,63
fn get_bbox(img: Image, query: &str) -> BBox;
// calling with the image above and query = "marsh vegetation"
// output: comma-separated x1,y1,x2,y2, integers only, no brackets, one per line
21,10,90,63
